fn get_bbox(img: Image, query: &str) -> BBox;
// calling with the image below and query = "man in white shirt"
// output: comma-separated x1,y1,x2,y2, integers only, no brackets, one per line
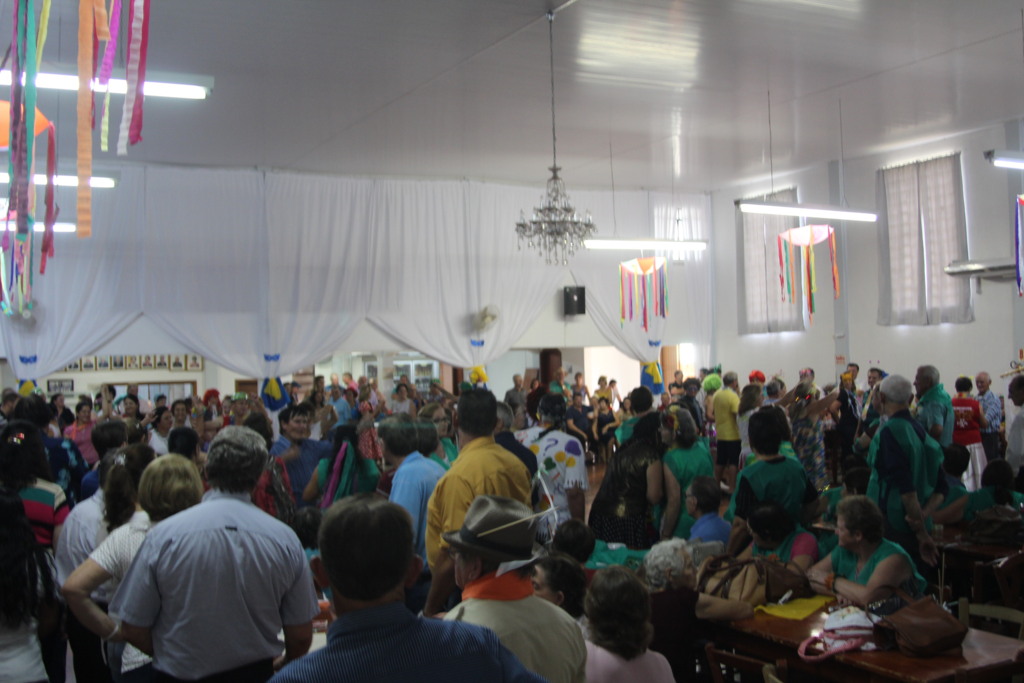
1005,376,1024,477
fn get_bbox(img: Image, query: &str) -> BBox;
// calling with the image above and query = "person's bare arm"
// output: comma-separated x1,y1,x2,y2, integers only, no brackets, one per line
808,388,841,418
63,559,117,639
567,486,585,521
424,554,455,617
301,468,321,503
279,622,313,668
646,460,664,505
120,622,154,656
901,491,938,566
695,593,755,621
726,517,750,556
931,495,968,525
660,463,682,540
927,423,944,442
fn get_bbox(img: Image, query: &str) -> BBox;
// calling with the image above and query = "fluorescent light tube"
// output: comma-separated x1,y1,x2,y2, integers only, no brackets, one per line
0,173,116,188
584,238,707,251
737,200,877,223
984,150,1024,170
4,222,76,233
0,70,210,99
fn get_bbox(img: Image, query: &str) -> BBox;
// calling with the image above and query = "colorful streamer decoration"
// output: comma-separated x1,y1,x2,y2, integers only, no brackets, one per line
619,257,668,332
117,0,149,155
3,0,56,318
777,224,841,325
1016,196,1024,297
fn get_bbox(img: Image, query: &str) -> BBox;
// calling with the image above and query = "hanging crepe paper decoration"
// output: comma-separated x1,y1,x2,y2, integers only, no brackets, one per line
619,256,668,332
97,0,122,152
777,224,840,325
1016,196,1024,297
76,0,109,239
117,0,149,155
3,0,57,317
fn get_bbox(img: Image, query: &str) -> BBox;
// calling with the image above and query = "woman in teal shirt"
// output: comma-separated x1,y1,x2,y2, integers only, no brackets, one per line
659,408,713,540
933,459,1024,525
807,495,925,604
737,500,818,572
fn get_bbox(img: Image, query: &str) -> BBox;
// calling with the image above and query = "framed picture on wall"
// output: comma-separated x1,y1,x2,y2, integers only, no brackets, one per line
186,354,203,371
125,355,139,370
81,357,96,372
155,355,169,370
96,356,111,371
111,355,125,370
46,379,74,393
64,360,81,372
140,355,154,369
169,354,186,371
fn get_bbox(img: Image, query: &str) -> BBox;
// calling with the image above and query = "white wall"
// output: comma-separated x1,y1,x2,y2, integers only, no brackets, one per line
710,121,1018,398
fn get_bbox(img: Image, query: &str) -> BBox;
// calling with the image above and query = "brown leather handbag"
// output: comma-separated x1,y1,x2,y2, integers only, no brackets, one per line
874,590,967,657
696,555,813,606
967,505,1021,545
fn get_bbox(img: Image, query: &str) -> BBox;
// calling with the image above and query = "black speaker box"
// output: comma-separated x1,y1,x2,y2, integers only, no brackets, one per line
563,286,586,316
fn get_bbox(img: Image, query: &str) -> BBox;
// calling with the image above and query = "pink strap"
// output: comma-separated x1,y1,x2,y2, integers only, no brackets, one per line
797,628,868,662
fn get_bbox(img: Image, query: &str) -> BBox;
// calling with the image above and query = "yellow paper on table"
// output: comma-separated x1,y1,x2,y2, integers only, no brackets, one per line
754,594,834,620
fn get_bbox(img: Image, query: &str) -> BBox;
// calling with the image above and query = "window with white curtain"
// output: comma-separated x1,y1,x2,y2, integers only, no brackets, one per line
736,188,805,334
877,153,972,326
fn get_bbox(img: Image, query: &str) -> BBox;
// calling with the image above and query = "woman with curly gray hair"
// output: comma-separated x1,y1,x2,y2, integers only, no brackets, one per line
583,566,673,683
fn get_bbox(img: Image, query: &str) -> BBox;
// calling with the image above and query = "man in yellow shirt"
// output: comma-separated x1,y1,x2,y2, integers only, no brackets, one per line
423,389,533,616
713,371,741,493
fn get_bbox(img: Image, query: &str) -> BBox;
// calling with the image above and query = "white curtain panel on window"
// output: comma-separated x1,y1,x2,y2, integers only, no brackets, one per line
919,155,972,324
736,188,803,334
368,180,564,367
877,155,971,325
0,169,144,380
141,167,270,377
262,173,374,376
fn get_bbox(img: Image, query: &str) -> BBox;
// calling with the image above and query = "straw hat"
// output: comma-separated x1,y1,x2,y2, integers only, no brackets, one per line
442,495,539,563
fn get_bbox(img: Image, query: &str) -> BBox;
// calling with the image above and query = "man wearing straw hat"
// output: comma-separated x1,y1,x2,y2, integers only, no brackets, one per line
444,495,586,683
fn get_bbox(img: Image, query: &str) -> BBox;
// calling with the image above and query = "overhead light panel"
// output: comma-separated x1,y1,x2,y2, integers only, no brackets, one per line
737,200,877,223
984,150,1024,170
4,222,76,233
585,238,707,251
0,173,116,188
0,70,211,99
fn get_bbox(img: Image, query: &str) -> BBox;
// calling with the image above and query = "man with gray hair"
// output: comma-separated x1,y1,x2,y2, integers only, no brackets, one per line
913,364,954,447
975,371,1002,462
867,375,947,570
494,401,538,482
111,426,319,682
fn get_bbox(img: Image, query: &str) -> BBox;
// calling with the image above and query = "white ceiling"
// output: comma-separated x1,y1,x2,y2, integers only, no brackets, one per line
16,0,1024,193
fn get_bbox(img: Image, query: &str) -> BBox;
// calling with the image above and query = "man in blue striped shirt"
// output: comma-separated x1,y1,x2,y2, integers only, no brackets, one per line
271,495,543,683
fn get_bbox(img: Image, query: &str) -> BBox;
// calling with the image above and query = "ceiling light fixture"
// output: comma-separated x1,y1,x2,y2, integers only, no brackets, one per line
0,70,211,99
0,173,116,188
584,238,706,251
516,12,595,265
984,150,1024,170
4,222,76,233
737,200,877,223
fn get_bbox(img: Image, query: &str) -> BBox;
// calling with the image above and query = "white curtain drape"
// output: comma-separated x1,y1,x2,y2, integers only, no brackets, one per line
0,169,144,380
877,154,972,325
736,188,804,334
368,180,564,366
263,173,374,376
141,167,270,377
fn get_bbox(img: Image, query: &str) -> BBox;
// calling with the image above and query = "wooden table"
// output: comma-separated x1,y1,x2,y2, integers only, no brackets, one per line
714,606,1024,683
938,525,1021,602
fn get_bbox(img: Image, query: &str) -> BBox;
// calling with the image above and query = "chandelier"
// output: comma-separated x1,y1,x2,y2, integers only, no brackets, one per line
516,12,595,265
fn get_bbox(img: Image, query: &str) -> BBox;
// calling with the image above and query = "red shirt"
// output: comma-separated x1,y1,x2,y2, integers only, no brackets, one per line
951,396,982,446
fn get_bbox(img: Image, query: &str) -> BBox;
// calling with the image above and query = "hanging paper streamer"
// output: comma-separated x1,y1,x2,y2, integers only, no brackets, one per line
77,0,94,238
619,257,668,332
1016,196,1024,297
97,0,122,152
118,0,149,154
778,224,840,325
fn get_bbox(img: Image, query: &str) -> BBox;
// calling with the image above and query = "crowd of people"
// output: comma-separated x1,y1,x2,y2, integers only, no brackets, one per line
1,360,1022,682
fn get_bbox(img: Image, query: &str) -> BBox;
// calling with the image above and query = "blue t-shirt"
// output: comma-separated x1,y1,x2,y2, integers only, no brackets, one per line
689,513,730,546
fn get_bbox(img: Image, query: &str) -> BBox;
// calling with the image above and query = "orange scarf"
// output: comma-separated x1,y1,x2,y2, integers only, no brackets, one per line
462,570,534,602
